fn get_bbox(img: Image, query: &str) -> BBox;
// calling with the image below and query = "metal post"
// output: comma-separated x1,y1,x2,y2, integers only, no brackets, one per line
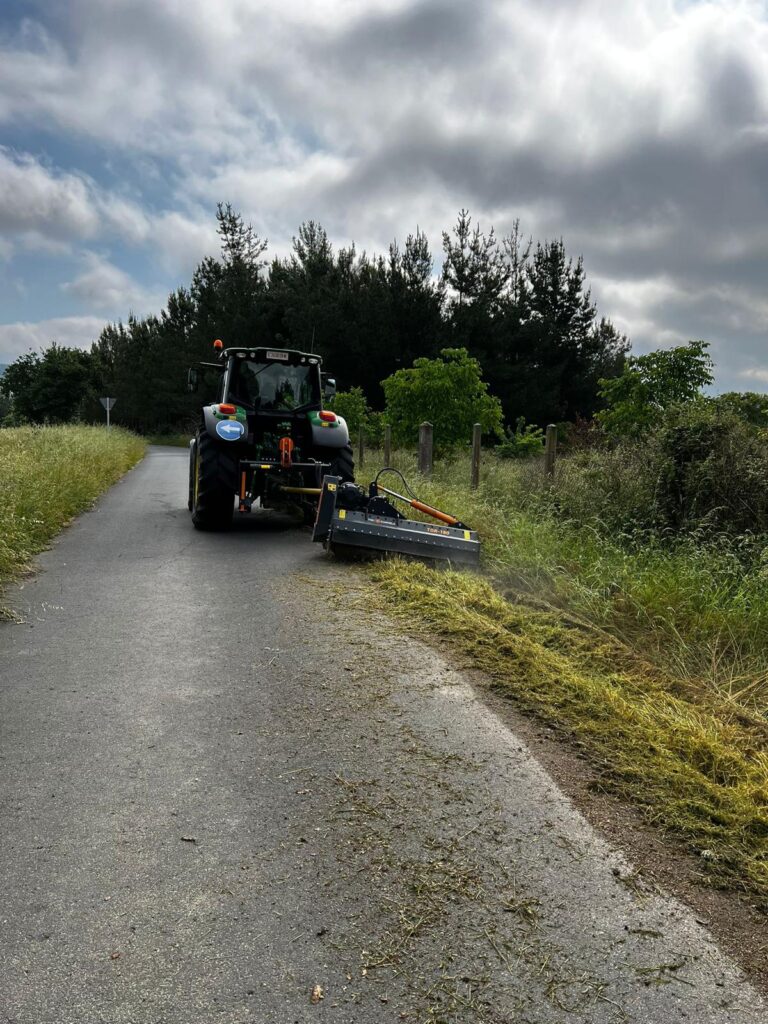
471,423,481,490
384,424,392,467
545,423,557,477
358,425,364,469
106,405,110,430
419,422,433,477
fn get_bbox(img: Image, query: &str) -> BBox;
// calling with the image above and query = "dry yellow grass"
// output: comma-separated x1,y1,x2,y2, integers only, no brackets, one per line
372,561,768,903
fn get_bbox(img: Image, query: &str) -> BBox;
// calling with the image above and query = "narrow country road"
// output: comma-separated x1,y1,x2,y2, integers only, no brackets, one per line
0,447,764,1024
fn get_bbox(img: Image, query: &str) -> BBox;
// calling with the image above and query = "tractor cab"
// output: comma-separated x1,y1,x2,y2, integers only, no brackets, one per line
221,347,329,415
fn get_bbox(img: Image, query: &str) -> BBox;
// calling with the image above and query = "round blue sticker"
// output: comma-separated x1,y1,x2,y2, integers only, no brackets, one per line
216,419,245,441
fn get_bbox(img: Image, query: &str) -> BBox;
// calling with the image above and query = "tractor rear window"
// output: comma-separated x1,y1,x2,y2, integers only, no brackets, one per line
228,360,318,411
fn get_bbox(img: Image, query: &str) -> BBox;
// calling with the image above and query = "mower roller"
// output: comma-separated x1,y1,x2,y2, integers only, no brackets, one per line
312,469,481,567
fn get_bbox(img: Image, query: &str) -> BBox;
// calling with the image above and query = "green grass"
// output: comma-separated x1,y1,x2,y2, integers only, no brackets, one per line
0,425,146,590
362,448,768,903
366,449,768,712
145,432,191,448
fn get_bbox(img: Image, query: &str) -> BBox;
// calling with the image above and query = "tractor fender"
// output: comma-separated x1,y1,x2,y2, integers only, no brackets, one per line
310,414,349,449
202,405,246,443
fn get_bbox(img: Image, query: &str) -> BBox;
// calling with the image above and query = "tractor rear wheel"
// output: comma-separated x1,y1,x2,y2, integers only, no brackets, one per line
328,443,355,483
191,431,237,530
187,439,196,511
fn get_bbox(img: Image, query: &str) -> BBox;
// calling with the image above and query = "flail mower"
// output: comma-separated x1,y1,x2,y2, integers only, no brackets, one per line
312,470,480,566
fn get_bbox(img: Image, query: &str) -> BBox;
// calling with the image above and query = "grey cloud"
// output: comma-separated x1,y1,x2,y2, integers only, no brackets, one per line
2,0,768,389
320,0,486,68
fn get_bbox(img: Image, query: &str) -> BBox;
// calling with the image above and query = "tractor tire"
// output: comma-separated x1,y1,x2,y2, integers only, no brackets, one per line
328,443,355,483
187,439,196,511
191,431,237,531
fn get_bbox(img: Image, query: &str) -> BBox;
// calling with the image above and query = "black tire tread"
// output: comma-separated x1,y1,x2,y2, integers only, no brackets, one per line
191,431,237,530
328,443,355,483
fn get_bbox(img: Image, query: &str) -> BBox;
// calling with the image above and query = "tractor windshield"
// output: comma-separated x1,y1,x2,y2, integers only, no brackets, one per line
228,359,319,412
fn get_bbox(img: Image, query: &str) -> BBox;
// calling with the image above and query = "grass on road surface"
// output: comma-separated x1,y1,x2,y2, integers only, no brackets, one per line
364,449,768,906
0,425,146,592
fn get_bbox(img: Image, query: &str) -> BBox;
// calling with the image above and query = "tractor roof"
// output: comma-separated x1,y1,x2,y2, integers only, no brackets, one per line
222,346,321,364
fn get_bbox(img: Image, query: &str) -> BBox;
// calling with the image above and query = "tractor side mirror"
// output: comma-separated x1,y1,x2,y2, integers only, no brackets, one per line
323,376,337,400
187,368,198,393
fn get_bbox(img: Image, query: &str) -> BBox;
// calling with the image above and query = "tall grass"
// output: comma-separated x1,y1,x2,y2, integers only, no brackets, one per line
366,448,768,715
0,425,146,589
366,448,768,900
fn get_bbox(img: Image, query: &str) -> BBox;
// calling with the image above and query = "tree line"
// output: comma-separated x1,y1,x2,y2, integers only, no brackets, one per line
2,205,629,433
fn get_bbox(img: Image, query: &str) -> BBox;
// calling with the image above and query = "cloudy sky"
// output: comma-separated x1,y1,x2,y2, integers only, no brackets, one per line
0,0,767,389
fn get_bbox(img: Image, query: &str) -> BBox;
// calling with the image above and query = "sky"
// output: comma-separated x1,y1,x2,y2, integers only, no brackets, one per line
0,0,767,390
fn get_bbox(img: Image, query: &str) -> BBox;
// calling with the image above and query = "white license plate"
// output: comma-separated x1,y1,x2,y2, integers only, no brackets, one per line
266,350,289,361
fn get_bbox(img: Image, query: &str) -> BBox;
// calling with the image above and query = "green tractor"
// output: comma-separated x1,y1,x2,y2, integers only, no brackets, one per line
188,342,354,530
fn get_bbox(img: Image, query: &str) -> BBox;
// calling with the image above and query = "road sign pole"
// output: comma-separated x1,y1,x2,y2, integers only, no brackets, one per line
100,397,116,430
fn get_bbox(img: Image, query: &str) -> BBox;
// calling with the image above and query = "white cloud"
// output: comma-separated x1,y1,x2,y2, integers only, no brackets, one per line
147,211,220,276
61,252,165,314
0,315,107,362
0,147,100,240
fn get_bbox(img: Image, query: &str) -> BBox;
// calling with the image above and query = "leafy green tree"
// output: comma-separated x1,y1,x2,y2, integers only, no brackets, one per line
597,341,714,437
1,344,95,423
382,348,503,452
328,386,369,437
711,391,768,428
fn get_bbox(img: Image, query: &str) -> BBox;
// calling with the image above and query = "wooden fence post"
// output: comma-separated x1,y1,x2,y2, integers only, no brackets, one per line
471,423,481,490
358,425,365,469
544,423,557,477
384,424,392,466
419,422,433,477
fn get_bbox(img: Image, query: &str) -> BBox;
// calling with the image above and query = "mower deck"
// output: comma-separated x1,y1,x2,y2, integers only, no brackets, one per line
312,475,481,567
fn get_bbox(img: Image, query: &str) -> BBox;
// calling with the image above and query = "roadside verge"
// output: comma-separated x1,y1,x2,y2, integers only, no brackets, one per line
371,560,768,912
0,425,146,599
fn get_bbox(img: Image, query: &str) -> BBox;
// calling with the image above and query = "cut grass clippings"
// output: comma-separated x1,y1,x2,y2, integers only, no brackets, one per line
371,560,768,907
0,425,146,591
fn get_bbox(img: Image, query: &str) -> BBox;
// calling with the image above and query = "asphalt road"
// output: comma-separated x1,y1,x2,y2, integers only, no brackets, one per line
0,446,765,1023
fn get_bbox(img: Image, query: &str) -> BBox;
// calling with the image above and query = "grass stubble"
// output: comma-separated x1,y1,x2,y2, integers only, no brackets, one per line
362,449,768,908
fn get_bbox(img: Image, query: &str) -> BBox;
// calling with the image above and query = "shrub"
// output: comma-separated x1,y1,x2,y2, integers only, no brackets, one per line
496,417,544,459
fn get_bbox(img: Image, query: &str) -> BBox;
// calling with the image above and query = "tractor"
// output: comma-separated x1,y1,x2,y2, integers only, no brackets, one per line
187,342,354,530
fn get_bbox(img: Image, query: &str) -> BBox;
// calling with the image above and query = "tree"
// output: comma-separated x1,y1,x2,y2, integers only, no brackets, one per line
442,209,508,311
328,386,369,438
597,341,714,437
1,344,95,423
502,240,628,423
711,391,768,428
382,348,503,451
